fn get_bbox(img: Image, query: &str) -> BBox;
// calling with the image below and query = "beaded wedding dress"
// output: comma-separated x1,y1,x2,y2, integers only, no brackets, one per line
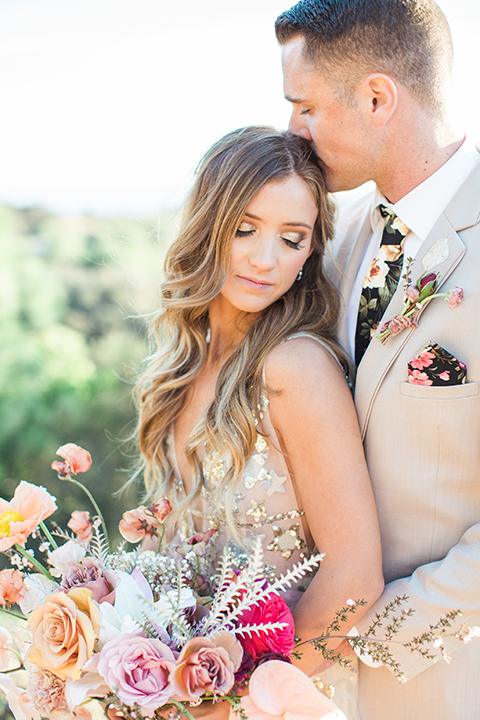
168,334,358,719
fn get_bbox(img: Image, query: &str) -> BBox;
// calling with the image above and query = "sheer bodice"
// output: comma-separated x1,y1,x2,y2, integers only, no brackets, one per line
167,334,345,585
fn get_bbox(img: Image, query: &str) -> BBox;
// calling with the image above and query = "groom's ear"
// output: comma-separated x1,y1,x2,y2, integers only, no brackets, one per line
357,73,398,126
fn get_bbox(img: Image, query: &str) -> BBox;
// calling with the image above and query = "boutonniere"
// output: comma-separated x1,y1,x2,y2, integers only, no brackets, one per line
377,258,464,344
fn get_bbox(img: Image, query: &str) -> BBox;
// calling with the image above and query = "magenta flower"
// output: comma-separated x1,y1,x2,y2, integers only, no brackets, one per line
236,593,295,661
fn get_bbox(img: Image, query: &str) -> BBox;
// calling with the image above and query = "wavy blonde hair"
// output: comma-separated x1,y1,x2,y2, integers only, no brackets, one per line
135,126,346,542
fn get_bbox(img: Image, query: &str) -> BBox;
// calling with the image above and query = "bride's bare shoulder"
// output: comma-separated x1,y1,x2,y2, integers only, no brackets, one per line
264,335,346,394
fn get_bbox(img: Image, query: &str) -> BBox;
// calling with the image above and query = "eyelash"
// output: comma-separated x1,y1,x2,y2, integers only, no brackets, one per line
300,108,310,115
235,228,303,250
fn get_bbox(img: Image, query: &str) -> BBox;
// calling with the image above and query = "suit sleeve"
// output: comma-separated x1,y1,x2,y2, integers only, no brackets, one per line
354,523,480,680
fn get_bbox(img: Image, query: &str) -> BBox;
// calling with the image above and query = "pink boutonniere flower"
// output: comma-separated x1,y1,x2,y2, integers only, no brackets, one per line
378,261,464,344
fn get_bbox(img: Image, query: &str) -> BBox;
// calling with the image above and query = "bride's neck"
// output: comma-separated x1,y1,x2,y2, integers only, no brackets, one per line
207,305,256,365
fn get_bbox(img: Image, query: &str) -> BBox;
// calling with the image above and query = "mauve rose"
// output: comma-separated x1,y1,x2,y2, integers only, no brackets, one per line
170,633,240,701
236,594,295,660
95,633,175,710
61,558,118,604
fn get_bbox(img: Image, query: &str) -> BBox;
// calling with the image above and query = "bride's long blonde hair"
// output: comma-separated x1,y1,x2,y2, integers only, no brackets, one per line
136,126,345,541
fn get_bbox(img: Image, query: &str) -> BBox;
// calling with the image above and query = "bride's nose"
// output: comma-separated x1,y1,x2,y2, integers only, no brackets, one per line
249,238,277,270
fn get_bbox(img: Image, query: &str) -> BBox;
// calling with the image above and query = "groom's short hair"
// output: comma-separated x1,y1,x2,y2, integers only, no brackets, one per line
275,0,453,113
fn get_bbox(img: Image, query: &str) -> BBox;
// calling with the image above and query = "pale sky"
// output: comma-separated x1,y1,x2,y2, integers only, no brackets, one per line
0,0,478,216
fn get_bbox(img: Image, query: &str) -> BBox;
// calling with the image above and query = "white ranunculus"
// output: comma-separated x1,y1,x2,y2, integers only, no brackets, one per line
18,573,60,615
47,540,86,577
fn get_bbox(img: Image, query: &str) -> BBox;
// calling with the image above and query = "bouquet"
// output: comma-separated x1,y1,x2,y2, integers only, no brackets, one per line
0,444,347,720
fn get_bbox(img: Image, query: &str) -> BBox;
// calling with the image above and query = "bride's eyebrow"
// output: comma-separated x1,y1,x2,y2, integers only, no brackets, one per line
284,222,312,229
244,213,311,230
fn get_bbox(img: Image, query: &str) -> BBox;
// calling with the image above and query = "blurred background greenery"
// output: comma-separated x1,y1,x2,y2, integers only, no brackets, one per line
0,203,179,546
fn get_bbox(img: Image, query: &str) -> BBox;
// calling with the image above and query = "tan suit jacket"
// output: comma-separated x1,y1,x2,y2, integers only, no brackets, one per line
329,159,480,720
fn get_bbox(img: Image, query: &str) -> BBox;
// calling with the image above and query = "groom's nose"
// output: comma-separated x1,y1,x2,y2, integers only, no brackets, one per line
288,110,313,142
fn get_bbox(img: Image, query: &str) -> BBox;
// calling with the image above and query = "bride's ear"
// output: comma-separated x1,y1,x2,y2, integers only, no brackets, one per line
358,73,398,126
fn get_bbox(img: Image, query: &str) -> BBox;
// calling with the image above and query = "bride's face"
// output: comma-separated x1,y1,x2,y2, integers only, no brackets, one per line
213,174,317,318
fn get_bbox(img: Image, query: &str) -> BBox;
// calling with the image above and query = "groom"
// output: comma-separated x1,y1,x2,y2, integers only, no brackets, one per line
276,1,480,718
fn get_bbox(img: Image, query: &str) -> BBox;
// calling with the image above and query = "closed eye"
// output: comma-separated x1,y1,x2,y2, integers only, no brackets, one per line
300,108,311,115
282,233,305,250
235,222,256,238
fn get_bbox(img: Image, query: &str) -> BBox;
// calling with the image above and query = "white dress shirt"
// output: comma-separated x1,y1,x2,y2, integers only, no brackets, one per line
345,138,480,361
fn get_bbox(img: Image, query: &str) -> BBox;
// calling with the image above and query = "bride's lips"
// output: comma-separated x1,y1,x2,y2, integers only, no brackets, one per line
237,275,273,290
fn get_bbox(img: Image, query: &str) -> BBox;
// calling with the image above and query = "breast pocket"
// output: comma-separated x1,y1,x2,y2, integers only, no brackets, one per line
399,381,479,399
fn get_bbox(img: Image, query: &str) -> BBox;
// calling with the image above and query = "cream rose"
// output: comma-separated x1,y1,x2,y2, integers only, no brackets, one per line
27,588,100,681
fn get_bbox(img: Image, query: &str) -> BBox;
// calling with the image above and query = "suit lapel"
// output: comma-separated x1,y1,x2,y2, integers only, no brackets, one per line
355,213,467,439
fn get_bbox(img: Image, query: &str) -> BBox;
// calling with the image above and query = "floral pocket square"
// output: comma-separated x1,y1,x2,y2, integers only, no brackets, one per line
408,342,467,386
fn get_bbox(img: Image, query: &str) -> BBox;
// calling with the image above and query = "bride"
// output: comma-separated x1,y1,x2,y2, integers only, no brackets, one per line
135,126,383,717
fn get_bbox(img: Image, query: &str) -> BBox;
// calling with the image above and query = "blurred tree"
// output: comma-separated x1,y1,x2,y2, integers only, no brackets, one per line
0,203,178,548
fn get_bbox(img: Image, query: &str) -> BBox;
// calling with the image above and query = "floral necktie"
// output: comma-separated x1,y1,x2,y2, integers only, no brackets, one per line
355,205,409,365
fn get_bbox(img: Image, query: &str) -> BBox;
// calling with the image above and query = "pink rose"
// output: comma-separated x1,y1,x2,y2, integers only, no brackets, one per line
53,444,92,476
236,594,295,660
95,633,175,710
67,512,93,542
0,569,25,608
0,481,57,552
170,633,240,701
118,507,160,543
61,558,118,604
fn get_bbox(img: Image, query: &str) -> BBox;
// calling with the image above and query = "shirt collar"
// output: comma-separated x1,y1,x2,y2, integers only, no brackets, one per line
370,136,480,239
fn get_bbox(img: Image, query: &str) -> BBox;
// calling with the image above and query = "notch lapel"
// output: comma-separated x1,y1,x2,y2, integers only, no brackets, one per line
355,213,467,439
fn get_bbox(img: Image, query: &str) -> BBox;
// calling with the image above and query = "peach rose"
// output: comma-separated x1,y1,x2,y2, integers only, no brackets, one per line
170,633,240,701
27,588,100,681
118,507,159,543
54,444,92,476
0,481,57,552
0,569,25,608
67,511,93,542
